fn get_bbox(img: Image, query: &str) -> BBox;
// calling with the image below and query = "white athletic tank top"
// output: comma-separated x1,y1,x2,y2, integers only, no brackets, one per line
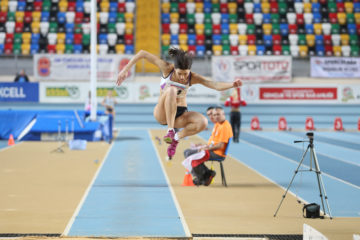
160,70,191,99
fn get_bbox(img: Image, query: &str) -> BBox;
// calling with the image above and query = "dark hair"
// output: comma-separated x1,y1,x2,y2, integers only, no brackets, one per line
207,106,215,112
168,47,193,70
214,106,223,111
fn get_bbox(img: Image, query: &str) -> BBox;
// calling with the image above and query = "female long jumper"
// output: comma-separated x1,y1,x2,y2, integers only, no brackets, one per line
116,48,242,159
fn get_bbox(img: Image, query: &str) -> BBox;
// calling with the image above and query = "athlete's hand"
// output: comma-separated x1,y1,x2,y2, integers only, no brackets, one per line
116,69,129,86
233,78,242,88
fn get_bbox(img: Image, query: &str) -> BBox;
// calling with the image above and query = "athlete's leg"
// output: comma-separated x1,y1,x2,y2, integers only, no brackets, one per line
174,111,208,139
153,86,177,128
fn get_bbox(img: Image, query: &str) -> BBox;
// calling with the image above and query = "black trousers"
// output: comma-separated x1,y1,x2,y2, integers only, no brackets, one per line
230,111,241,142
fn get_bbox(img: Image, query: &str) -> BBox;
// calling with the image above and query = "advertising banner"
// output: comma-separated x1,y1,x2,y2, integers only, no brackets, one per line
40,82,134,103
310,57,360,78
259,87,337,100
0,83,39,102
338,85,360,103
34,54,135,81
212,56,292,83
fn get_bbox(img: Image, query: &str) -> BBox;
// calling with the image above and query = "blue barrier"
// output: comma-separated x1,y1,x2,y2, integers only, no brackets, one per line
0,110,112,142
0,83,39,102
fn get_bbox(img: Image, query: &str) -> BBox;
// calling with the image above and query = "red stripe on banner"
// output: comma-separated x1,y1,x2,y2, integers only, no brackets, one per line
259,87,337,100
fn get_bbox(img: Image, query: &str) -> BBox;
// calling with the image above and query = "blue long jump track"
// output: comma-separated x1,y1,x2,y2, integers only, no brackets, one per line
198,130,360,217
63,129,190,238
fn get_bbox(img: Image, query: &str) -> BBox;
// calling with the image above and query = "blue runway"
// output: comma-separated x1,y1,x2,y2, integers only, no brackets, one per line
198,130,360,217
66,129,189,237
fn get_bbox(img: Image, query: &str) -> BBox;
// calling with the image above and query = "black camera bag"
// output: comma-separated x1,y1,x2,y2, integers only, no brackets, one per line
303,203,320,218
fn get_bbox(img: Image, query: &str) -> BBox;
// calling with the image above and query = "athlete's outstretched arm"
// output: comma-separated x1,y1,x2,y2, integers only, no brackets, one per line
116,50,172,85
191,72,242,91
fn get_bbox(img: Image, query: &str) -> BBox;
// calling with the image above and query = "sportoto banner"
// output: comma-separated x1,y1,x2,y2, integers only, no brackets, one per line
310,57,360,78
212,56,292,83
34,54,135,81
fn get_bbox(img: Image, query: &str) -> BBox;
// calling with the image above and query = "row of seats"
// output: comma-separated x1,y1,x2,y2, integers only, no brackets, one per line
0,0,136,55
0,42,134,54
161,0,360,57
162,33,359,47
162,1,360,14
162,44,359,57
0,0,135,14
164,22,360,36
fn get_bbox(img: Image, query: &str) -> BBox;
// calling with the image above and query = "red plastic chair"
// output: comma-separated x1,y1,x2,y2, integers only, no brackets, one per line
4,43,13,54
329,13,338,24
325,45,333,56
5,33,14,44
15,22,24,33
162,23,170,34
273,34,281,45
125,34,133,45
68,2,76,12
324,35,332,45
179,3,186,14
75,12,83,24
336,3,345,12
230,46,239,55
247,34,256,45
296,13,304,25
196,34,205,45
24,11,32,24
289,24,298,34
213,24,221,35
273,45,282,55
118,3,125,13
188,45,196,55
220,3,228,13
34,2,42,11
47,44,56,53
179,23,187,34
245,13,254,24
270,2,278,13
74,33,83,44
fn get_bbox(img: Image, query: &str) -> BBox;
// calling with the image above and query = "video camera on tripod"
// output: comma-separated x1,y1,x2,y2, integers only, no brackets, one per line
274,132,333,219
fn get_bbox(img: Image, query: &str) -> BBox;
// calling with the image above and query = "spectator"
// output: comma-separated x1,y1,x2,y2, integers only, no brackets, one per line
183,107,233,186
224,88,247,143
14,69,30,82
101,89,118,119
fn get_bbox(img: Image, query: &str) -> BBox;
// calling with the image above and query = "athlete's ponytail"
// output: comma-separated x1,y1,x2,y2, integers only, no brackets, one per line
168,47,193,70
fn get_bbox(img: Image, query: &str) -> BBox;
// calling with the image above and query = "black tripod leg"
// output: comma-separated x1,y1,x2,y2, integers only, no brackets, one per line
274,145,310,217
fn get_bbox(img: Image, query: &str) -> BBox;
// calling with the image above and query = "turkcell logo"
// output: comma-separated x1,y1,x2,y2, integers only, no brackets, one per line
0,83,39,102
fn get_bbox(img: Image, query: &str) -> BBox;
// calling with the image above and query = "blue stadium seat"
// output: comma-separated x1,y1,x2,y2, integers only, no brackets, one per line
17,2,26,11
348,24,356,35
196,45,205,56
108,12,117,23
41,12,50,22
315,45,325,56
212,34,221,45
162,13,170,24
109,2,118,13
312,3,320,13
264,35,272,46
305,24,314,34
65,23,74,33
31,33,40,44
254,3,262,13
125,45,134,54
99,34,108,44
30,44,39,54
315,35,324,45
263,14,271,24
280,24,289,36
170,34,178,45
204,2,212,13
57,12,66,24
73,44,83,54
76,1,84,12
0,44,4,54
313,13,321,23
221,14,229,24
256,45,265,55
66,33,74,44
221,23,229,34
354,3,360,13
188,34,196,45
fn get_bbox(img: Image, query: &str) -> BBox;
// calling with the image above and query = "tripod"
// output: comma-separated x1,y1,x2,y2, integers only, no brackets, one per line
274,132,332,219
